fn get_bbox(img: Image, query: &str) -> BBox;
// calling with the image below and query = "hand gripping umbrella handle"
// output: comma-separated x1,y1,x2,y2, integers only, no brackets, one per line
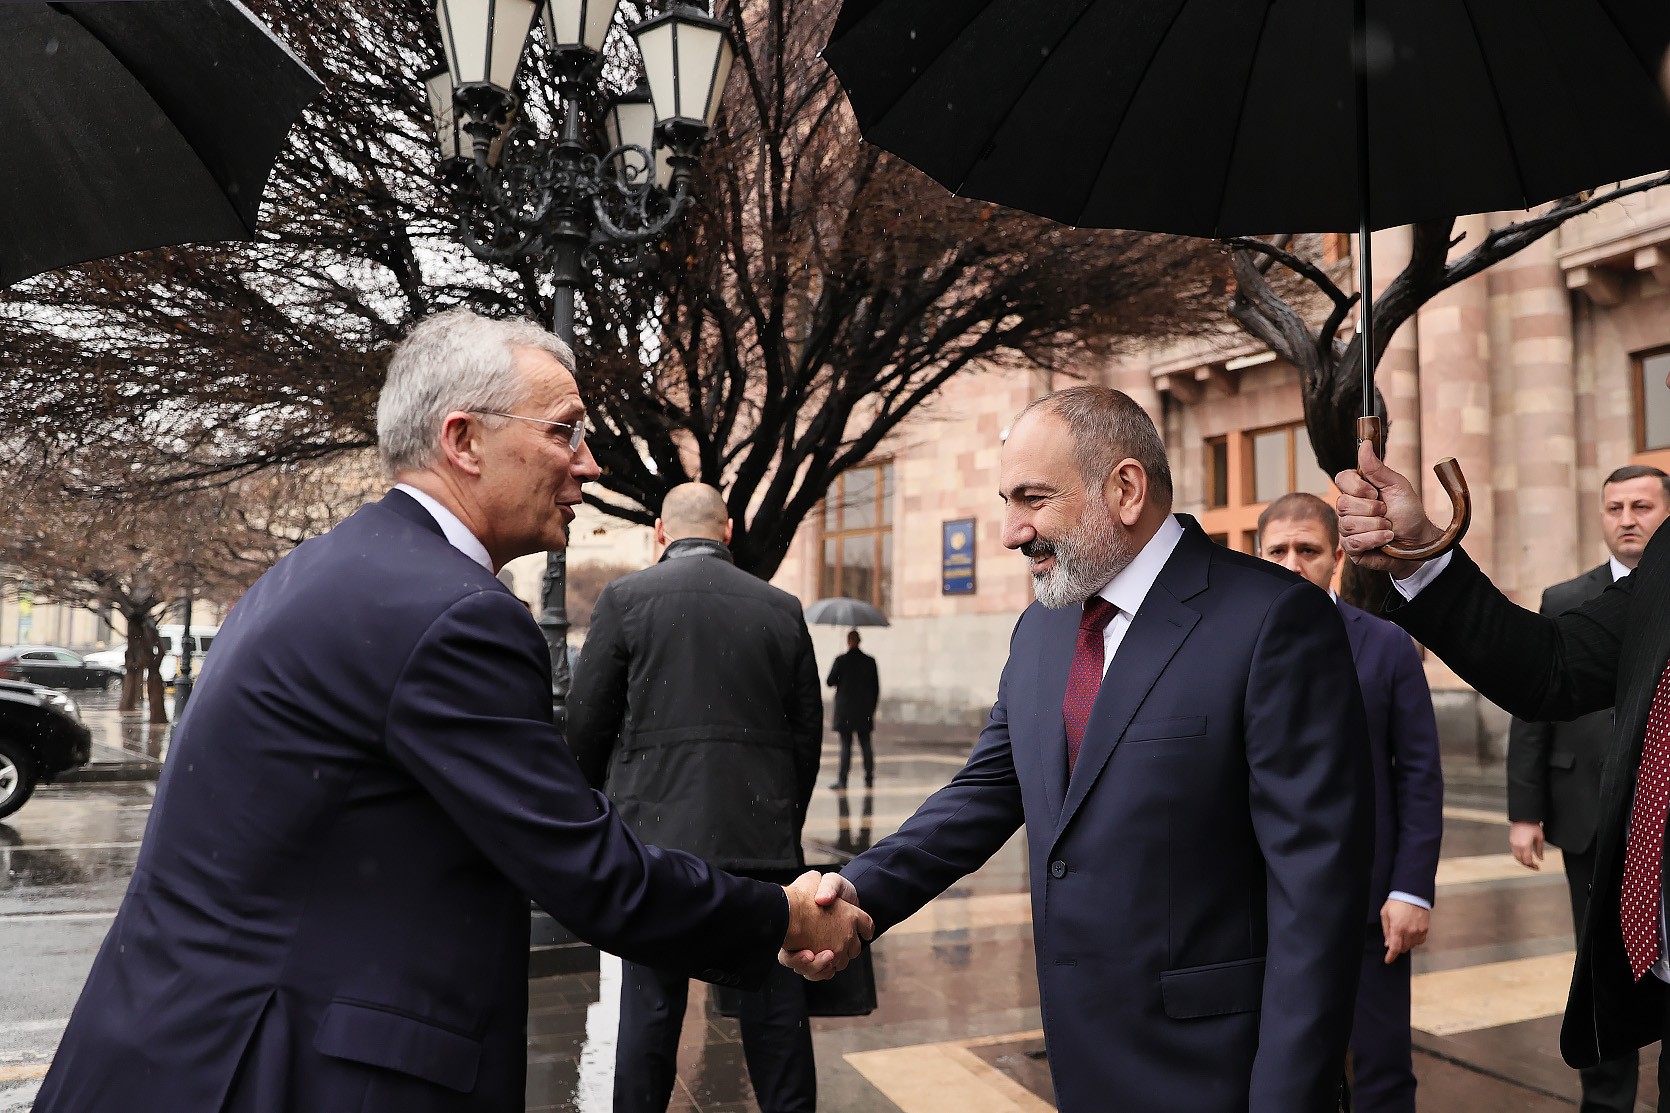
1356,417,1472,562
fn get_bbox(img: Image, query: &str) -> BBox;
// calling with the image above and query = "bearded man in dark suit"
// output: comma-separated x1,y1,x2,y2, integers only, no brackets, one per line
786,385,1373,1113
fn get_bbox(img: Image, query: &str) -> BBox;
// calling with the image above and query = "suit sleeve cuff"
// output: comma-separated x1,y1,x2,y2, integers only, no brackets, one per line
1388,552,1452,599
1387,891,1432,911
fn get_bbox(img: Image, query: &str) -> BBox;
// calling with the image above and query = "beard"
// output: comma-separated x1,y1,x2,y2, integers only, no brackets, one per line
1022,498,1136,609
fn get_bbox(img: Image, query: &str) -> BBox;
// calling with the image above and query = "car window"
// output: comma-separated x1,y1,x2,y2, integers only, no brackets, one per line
20,651,54,662
53,651,82,664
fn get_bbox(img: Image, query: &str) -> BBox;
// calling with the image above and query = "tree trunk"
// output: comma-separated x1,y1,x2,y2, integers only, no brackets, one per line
119,607,167,722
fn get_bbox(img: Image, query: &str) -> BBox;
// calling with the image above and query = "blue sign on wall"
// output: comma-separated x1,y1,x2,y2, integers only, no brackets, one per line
942,518,975,595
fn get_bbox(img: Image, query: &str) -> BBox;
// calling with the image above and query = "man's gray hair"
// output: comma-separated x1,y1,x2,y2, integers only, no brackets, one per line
377,308,576,476
1018,385,1173,505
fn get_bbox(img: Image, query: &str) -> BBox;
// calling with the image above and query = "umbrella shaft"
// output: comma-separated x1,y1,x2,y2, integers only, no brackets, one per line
1354,0,1373,419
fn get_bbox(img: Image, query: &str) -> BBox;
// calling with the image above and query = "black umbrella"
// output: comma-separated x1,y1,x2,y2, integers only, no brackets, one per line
0,0,323,287
804,597,891,627
824,0,1670,558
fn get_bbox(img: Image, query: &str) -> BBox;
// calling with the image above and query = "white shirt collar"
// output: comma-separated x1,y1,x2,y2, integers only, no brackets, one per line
394,484,494,573
1609,555,1632,582
1095,514,1186,618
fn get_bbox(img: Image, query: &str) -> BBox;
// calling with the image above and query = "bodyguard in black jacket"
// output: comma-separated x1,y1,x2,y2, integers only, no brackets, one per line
567,482,823,1113
1504,466,1670,1112
1340,446,1670,1075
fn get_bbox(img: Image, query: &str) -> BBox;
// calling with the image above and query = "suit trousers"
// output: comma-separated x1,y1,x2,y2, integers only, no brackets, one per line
1349,924,1415,1113
1564,845,1644,1112
615,959,815,1113
835,730,873,787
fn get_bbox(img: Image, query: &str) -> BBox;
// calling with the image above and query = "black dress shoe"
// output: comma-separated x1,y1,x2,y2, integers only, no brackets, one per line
828,781,847,790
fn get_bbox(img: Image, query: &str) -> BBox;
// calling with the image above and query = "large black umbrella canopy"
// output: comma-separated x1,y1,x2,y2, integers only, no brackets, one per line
821,0,1670,238
0,0,323,287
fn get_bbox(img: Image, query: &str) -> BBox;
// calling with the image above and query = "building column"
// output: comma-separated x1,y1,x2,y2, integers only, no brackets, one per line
1416,215,1495,576
1370,226,1422,481
1497,228,1579,600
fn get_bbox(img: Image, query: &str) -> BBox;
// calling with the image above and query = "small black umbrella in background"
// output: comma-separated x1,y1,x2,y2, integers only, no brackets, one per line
804,597,891,628
823,0,1670,560
0,0,323,287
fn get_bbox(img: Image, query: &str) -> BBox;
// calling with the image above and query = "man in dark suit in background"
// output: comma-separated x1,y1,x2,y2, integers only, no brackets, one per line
1258,493,1443,1113
32,309,868,1113
568,482,824,1113
1338,413,1670,1103
1506,464,1670,1111
786,385,1373,1113
826,629,879,789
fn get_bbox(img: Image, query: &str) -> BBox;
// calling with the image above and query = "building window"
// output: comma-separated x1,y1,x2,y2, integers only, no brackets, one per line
1198,421,1332,555
1638,350,1670,453
1205,437,1229,508
820,462,893,610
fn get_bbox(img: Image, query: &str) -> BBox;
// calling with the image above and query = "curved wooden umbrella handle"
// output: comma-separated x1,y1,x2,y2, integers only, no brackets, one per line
1355,417,1472,562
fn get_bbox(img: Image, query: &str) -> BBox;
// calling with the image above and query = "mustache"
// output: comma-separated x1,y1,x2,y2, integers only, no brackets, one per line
1020,538,1055,559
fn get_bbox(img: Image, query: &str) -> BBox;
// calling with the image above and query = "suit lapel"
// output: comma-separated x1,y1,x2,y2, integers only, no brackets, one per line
1033,603,1080,825
1054,524,1208,841
1338,601,1369,660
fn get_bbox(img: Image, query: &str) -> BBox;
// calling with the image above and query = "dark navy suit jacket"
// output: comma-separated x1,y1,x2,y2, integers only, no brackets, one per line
841,519,1374,1113
33,491,787,1113
1338,601,1443,920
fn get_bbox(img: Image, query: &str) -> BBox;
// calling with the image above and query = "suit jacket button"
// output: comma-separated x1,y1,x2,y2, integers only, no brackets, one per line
1050,860,1067,879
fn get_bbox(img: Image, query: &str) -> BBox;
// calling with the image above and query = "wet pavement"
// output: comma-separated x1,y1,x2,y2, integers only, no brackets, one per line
0,719,1657,1110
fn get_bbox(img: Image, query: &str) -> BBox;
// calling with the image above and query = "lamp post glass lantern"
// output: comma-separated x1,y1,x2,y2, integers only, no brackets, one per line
604,83,663,186
425,0,735,723
632,4,734,134
541,0,621,55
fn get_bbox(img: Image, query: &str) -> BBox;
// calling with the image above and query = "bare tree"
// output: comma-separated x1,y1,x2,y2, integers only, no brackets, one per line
0,451,375,720
0,0,1229,578
1224,183,1670,605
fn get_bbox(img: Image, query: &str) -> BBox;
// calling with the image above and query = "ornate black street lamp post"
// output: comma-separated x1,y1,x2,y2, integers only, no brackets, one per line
426,0,733,724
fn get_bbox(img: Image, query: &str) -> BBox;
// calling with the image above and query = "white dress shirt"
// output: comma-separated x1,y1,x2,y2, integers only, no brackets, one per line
1091,514,1185,675
394,484,494,572
1394,548,1655,967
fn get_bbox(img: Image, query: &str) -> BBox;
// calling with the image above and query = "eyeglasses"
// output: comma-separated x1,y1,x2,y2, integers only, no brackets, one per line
470,410,588,452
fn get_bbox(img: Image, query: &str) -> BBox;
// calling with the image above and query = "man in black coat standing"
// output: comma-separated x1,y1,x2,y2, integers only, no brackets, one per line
826,630,880,790
568,482,824,1113
1507,464,1670,1111
1339,418,1670,1094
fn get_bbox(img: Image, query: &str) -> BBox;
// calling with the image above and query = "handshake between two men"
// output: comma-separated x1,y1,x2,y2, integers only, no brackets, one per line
779,870,870,978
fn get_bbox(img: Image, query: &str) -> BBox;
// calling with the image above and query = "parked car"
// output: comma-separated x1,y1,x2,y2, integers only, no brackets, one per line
82,624,221,684
0,678,91,818
0,646,121,690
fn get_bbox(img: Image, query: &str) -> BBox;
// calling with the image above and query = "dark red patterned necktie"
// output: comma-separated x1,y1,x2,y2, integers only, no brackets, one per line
1620,664,1670,980
1063,597,1118,774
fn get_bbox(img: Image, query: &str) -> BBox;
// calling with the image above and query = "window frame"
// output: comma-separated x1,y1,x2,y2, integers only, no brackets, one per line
819,462,895,612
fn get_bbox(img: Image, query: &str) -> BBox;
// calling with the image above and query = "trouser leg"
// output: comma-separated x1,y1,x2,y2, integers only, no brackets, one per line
737,961,817,1112
857,731,874,785
834,731,852,787
1349,924,1416,1113
1565,846,1640,1113
615,961,689,1113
